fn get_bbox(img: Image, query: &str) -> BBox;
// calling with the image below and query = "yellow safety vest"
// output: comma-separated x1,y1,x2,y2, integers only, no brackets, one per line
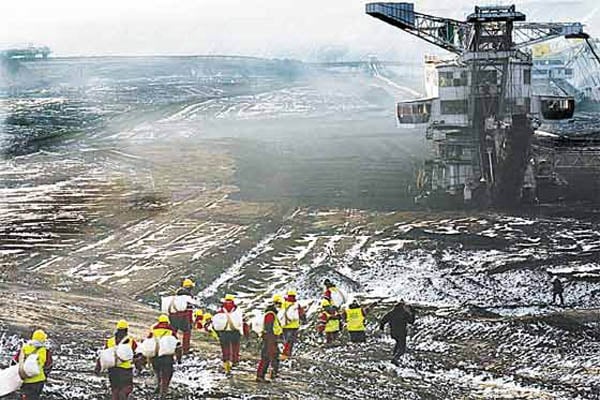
324,311,340,333
106,336,134,369
345,307,365,332
201,317,219,339
20,343,47,384
152,327,172,338
282,301,300,329
265,310,283,336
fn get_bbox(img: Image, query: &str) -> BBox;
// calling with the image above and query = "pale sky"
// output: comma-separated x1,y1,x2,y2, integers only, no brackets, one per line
0,0,596,59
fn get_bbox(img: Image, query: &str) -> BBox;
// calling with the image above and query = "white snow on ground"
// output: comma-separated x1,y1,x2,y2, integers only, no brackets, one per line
171,357,218,392
199,229,281,300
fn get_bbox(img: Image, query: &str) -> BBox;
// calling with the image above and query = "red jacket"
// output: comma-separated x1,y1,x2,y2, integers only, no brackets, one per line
263,309,277,336
148,322,177,338
219,300,236,313
194,316,204,330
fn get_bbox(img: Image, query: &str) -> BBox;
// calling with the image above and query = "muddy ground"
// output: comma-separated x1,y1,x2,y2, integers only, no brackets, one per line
0,57,599,399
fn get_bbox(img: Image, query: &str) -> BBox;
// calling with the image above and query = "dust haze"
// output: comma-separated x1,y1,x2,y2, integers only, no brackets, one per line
1,2,600,400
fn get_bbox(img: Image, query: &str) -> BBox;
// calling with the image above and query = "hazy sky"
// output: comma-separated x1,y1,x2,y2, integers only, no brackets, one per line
1,0,597,59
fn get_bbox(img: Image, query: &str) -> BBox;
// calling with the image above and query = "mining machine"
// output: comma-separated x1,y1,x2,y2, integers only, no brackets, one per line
366,3,588,207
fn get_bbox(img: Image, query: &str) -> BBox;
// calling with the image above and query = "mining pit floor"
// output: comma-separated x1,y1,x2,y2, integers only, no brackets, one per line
0,57,599,399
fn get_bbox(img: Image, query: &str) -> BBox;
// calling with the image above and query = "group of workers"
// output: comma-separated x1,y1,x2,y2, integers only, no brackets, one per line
91,315,184,400
10,278,416,399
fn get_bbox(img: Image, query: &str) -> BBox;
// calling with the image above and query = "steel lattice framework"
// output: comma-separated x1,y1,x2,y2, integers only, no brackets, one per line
366,3,586,56
366,2,588,206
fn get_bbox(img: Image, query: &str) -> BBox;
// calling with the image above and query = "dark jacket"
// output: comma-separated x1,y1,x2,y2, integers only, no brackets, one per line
552,279,563,294
380,304,415,339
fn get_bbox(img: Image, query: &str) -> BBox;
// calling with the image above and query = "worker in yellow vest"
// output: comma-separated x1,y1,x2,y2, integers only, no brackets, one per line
344,299,367,343
256,295,284,383
214,294,244,375
95,320,139,400
12,330,52,400
170,278,197,354
280,289,307,360
316,299,342,344
200,313,219,340
148,315,182,399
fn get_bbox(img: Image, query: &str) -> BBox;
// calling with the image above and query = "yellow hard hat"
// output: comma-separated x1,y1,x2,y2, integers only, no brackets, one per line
194,309,204,318
31,329,47,342
203,313,212,321
224,294,235,301
320,299,331,308
287,289,297,296
272,294,284,304
182,278,195,288
116,320,129,330
158,314,170,323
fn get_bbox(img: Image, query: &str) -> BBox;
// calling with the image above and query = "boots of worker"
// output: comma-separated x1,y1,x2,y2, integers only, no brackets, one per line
256,360,270,383
223,360,232,376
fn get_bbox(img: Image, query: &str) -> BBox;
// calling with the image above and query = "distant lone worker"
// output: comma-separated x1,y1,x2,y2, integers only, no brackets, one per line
551,276,564,306
380,300,415,365
463,181,473,205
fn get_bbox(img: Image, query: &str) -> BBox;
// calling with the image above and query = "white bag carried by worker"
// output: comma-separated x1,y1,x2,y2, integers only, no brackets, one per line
21,352,41,378
158,335,178,357
251,312,264,335
161,295,189,313
0,365,23,396
99,348,116,371
330,288,347,307
116,340,134,362
138,338,158,358
229,309,244,333
211,313,228,331
284,303,300,323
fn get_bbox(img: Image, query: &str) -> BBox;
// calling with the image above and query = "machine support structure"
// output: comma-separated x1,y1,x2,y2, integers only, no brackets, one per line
366,3,586,207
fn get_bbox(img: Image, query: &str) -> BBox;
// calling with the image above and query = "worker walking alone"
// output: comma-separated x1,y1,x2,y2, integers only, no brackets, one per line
344,299,368,343
148,315,182,399
12,329,52,400
380,301,415,365
316,299,342,345
213,294,244,375
256,295,284,383
552,276,565,306
280,289,306,360
169,278,199,355
95,320,139,400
